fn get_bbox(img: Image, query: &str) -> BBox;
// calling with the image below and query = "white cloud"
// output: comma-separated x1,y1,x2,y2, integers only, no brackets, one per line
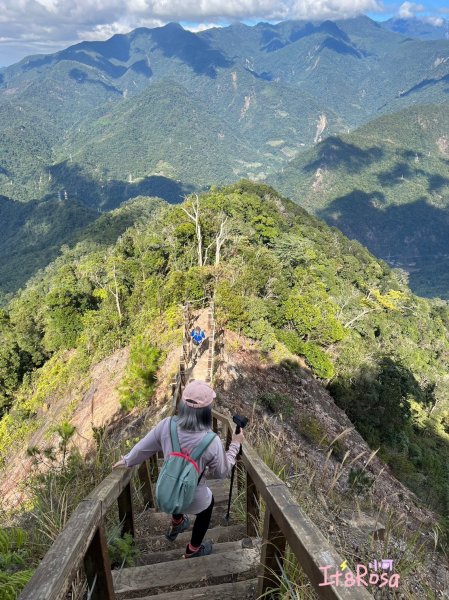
184,22,223,32
398,2,425,19
422,15,444,26
289,0,380,20
77,20,163,41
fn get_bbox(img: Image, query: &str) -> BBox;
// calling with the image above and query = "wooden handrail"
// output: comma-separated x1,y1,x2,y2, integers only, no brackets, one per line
20,303,373,600
206,302,216,384
19,468,134,599
212,410,373,599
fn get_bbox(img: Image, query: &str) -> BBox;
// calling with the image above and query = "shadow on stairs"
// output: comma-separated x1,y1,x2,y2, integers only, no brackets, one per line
112,477,259,599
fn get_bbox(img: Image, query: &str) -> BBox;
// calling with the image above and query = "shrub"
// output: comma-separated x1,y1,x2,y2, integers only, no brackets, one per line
276,330,334,378
119,336,161,411
300,342,335,379
298,414,328,446
258,393,294,416
348,467,374,495
330,438,346,462
0,528,34,599
244,319,277,352
108,532,139,568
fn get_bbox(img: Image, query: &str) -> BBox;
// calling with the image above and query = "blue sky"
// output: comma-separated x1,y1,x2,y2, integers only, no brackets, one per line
0,0,448,67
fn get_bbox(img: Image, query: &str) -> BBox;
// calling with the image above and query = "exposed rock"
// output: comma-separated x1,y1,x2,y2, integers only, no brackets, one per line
341,510,386,541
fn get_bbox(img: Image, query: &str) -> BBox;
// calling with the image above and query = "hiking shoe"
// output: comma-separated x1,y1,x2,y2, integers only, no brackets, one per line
165,515,190,541
183,539,213,558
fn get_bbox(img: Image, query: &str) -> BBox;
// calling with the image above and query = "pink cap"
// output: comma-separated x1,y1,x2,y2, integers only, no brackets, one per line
181,380,216,408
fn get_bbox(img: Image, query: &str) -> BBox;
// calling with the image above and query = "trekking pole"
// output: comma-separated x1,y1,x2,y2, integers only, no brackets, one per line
225,414,248,522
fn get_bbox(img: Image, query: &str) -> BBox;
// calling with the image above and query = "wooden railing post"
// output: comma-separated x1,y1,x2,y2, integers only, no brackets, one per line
257,509,286,598
180,359,186,385
117,482,135,538
23,409,373,600
225,423,233,451
246,470,260,538
150,454,159,478
83,523,116,600
138,455,159,510
236,455,245,493
138,461,155,509
212,416,218,434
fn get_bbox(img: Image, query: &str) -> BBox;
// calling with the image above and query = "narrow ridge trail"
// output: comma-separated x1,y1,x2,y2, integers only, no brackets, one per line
19,301,372,600
186,307,212,383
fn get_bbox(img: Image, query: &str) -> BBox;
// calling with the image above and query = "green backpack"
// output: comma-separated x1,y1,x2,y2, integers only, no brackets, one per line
155,417,217,514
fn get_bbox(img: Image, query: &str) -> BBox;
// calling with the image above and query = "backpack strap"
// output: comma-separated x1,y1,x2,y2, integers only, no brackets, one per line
169,417,181,453
190,432,217,462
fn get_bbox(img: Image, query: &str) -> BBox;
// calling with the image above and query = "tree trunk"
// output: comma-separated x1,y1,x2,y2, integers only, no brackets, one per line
112,264,122,322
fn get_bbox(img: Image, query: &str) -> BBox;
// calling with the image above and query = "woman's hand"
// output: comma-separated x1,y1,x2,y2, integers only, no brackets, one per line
112,458,126,469
232,431,244,445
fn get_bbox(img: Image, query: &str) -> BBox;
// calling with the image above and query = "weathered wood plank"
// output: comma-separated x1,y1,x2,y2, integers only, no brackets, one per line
121,578,257,600
211,410,373,599
225,423,232,451
257,509,286,598
86,467,134,513
113,547,260,595
264,485,373,600
135,540,254,565
132,497,230,533
84,523,116,600
246,470,260,538
18,500,101,600
136,524,245,552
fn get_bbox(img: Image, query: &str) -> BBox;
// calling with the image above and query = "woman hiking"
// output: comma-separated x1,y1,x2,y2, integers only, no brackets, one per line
112,380,244,558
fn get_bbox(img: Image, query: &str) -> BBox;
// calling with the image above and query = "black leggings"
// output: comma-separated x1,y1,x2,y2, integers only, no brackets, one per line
173,495,214,547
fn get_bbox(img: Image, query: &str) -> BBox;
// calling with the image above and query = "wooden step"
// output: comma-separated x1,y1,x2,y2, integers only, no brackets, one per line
205,478,231,504
133,503,244,542
136,539,254,565
113,546,260,596
134,505,239,536
136,524,246,554
122,578,257,600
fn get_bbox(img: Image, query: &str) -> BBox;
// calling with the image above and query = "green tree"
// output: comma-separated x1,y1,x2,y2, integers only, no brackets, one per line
119,337,161,411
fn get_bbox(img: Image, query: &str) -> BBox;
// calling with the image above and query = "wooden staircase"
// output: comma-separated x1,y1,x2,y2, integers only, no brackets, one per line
112,478,259,599
19,301,373,600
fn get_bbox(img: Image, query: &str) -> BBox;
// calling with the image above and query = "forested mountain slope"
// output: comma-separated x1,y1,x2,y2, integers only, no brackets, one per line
381,17,449,41
2,17,449,206
1,182,449,521
0,195,165,304
2,18,449,299
271,103,449,298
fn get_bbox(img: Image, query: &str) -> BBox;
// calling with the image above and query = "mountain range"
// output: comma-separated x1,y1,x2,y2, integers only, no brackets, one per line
381,17,449,41
1,16,449,298
272,103,449,297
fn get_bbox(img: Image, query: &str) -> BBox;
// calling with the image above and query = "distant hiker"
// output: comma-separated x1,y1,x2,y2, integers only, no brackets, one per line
190,325,206,346
112,380,244,558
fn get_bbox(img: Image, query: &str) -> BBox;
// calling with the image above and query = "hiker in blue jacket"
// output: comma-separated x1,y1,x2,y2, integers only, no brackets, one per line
190,326,205,346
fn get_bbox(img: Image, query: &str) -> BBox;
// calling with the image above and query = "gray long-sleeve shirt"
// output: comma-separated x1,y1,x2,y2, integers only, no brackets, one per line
122,416,240,514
